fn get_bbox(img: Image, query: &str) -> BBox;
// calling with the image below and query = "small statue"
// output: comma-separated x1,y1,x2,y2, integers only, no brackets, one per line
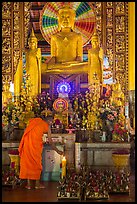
73,96,79,112
45,5,88,74
24,102,35,126
2,80,12,106
82,115,87,129
110,82,125,106
88,31,103,85
14,28,41,98
14,58,23,98
90,102,100,130
58,86,69,99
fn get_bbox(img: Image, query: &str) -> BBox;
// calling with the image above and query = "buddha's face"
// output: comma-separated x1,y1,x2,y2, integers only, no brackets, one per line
91,37,99,48
28,39,37,50
58,9,75,30
116,83,121,90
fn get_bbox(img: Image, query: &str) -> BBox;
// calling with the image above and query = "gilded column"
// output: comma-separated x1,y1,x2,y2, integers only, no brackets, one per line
128,2,135,128
128,2,135,91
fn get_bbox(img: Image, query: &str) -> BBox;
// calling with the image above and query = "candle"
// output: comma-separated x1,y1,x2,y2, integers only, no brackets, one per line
61,156,66,179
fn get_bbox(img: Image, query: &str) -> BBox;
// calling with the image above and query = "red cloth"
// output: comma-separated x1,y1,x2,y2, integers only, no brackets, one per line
18,118,49,180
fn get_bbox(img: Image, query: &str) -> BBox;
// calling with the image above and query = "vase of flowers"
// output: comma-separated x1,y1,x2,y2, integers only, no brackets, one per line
8,149,20,175
99,100,119,142
112,123,129,142
105,119,113,142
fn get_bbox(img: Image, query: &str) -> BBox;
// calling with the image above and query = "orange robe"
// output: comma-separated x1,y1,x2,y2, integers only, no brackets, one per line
18,118,49,180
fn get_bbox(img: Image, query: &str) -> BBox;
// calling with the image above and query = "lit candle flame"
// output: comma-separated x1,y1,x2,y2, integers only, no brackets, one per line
61,156,66,179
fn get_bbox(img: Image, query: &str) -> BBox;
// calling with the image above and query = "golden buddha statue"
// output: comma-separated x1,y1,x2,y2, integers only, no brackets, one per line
24,101,35,126
2,80,12,105
110,82,125,106
88,31,103,85
14,59,23,98
87,101,100,130
44,6,88,74
14,28,41,98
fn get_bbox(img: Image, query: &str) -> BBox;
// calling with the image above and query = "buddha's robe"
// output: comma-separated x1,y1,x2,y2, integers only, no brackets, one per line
18,118,49,180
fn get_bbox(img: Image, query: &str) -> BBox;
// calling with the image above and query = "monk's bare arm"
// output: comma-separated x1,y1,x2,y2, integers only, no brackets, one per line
47,127,64,155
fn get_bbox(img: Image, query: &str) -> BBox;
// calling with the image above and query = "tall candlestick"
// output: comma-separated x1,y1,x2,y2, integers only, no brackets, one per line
61,156,66,179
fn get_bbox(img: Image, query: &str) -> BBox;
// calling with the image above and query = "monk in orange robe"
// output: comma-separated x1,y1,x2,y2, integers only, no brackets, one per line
18,117,63,189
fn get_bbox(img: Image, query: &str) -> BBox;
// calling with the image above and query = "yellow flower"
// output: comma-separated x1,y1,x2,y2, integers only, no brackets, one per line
5,109,10,113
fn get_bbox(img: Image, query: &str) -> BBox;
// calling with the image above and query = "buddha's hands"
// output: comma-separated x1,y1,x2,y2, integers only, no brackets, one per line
75,56,82,62
46,56,56,64
36,48,41,59
99,48,103,61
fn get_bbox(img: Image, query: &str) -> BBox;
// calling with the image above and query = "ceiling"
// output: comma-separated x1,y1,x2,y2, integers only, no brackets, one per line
30,2,91,55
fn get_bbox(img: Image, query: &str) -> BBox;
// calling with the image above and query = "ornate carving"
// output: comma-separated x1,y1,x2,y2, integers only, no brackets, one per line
104,2,128,96
106,2,113,7
106,8,113,27
115,54,125,71
13,50,20,73
2,2,31,81
106,28,113,47
2,56,12,73
115,16,125,33
2,38,11,55
13,2,20,10
24,2,31,48
115,2,125,14
93,2,102,43
13,12,20,30
2,75,12,83
115,35,125,52
14,31,20,49
2,3,12,79
115,72,126,93
2,19,11,36
13,3,20,76
2,2,11,18
115,2,128,95
106,48,113,68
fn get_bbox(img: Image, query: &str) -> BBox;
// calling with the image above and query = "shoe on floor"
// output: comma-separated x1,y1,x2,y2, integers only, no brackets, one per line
25,185,32,190
35,185,45,189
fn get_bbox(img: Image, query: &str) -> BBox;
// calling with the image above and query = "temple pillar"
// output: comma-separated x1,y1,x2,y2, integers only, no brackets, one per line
128,2,135,128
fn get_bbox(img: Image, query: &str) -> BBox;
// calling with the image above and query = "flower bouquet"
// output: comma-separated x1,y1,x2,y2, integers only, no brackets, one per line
99,100,119,142
112,123,129,142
